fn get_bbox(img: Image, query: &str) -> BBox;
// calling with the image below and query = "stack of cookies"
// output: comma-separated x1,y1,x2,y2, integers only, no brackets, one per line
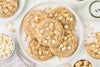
23,7,78,61
0,0,18,17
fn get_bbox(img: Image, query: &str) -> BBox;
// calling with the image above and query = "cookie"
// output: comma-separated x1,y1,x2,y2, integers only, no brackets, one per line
50,31,78,57
85,32,100,59
74,60,93,67
28,38,54,61
23,10,48,38
36,18,64,47
49,7,75,31
0,0,18,17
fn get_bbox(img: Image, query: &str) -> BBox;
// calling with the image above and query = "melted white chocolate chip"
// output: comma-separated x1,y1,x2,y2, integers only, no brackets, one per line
64,25,69,29
52,40,55,44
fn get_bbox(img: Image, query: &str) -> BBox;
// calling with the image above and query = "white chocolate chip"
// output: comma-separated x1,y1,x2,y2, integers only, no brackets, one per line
95,49,98,53
59,16,63,20
91,44,95,47
4,9,8,13
55,14,57,17
52,40,55,44
54,30,57,34
50,23,54,27
39,51,42,55
49,14,52,17
40,30,43,33
95,39,98,43
46,36,50,39
35,16,39,20
67,46,71,50
45,23,49,26
64,25,69,29
43,40,47,43
64,36,67,40
0,6,2,9
6,0,10,2
66,17,70,20
70,18,73,21
62,47,66,51
96,45,99,48
46,28,49,31
32,24,36,28
59,44,63,48
64,14,68,17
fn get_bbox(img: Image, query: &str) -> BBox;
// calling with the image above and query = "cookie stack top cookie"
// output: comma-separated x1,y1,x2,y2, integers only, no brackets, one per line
23,7,78,61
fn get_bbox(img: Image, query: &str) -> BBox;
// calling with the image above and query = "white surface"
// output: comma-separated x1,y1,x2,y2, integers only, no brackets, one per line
0,0,100,67
17,2,83,66
0,0,25,22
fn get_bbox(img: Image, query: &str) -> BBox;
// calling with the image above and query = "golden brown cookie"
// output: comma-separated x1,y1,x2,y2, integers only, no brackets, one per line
28,38,54,61
49,7,75,31
85,32,100,59
23,10,48,38
74,60,93,67
36,18,64,47
50,31,78,57
0,0,18,17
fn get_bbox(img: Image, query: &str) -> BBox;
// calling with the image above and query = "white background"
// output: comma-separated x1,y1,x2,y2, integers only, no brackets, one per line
0,0,100,67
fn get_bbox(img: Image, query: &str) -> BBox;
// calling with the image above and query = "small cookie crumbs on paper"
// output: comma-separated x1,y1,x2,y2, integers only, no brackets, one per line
66,63,71,67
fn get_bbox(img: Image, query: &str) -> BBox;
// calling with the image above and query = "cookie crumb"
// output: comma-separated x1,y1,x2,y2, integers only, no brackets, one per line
84,40,87,42
45,6,51,10
66,63,71,67
74,27,77,31
90,27,94,32
85,24,89,27
56,57,60,61
10,23,14,26
5,24,8,28
80,51,84,55
10,28,15,32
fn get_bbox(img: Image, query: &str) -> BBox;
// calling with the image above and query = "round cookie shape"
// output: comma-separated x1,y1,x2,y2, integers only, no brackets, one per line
49,7,75,31
28,38,54,61
85,32,100,59
50,31,78,57
23,10,48,38
0,0,18,17
36,18,64,47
